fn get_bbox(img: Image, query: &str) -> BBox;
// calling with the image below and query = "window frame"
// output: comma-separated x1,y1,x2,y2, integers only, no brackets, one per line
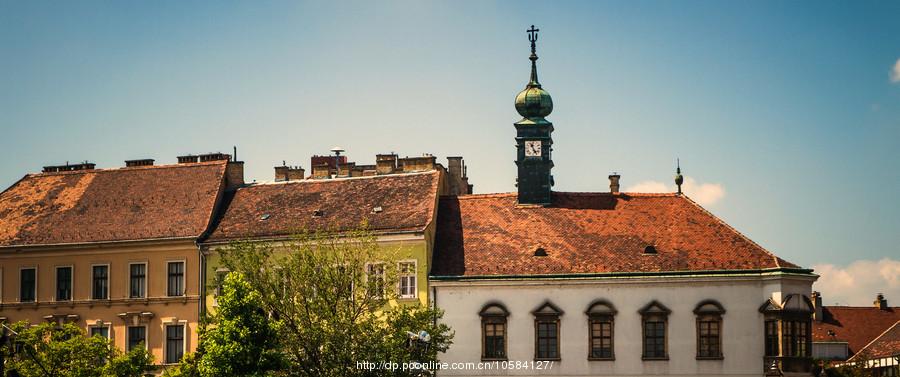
55,265,74,301
91,263,110,300
89,322,112,339
127,325,148,352
586,300,617,361
128,262,148,299
694,299,726,360
397,260,417,299
166,260,186,297
19,267,37,303
365,262,386,299
164,323,187,364
533,301,563,361
639,300,671,361
480,303,510,361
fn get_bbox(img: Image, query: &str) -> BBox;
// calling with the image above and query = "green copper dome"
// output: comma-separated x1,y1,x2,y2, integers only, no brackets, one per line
515,85,553,119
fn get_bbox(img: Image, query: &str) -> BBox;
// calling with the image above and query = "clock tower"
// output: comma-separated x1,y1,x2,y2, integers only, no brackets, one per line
514,25,554,205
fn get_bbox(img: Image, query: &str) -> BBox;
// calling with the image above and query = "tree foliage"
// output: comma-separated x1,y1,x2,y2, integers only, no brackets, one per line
1,321,152,377
200,226,452,377
195,272,283,377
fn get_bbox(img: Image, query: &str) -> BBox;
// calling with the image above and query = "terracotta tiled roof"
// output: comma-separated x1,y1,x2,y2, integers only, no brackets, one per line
431,192,803,277
851,320,900,360
0,161,227,247
204,171,441,242
813,306,900,356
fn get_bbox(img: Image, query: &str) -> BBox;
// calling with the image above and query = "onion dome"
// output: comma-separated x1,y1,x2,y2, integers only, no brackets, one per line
515,25,553,120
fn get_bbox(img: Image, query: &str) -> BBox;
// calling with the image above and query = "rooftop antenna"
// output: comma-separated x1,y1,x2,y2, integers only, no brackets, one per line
675,158,684,195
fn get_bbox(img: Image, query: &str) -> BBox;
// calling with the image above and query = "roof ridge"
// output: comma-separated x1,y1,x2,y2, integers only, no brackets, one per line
848,319,900,361
448,191,680,201
678,194,794,269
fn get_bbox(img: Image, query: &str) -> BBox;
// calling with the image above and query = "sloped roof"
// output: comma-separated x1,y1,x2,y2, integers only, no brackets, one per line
813,306,900,356
851,320,900,360
431,192,803,277
0,161,227,247
204,171,441,242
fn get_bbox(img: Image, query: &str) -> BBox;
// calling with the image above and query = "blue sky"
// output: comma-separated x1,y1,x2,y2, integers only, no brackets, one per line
1,1,898,303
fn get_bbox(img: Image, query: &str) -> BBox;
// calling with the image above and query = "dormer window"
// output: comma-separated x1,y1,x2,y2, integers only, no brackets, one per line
533,301,563,361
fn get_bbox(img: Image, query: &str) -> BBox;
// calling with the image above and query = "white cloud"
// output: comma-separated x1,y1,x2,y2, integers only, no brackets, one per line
812,258,900,306
891,58,900,83
625,176,725,206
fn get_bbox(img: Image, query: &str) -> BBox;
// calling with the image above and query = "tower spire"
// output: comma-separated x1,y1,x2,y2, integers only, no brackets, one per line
527,25,541,87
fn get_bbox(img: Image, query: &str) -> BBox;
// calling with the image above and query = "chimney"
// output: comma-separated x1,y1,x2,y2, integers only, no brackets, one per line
399,155,436,172
608,174,621,194
198,152,231,162
875,293,888,310
311,163,331,179
446,157,471,195
225,159,244,190
125,159,154,167
177,155,199,164
43,162,96,172
275,164,289,181
811,291,823,322
376,154,398,175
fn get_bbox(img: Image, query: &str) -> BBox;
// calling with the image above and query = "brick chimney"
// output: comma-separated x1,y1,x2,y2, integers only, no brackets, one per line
177,155,199,164
811,291,823,321
125,159,154,167
42,162,96,173
609,174,621,194
399,155,436,172
376,154,398,175
275,163,305,181
446,157,471,195
225,159,244,190
875,293,888,310
311,163,331,179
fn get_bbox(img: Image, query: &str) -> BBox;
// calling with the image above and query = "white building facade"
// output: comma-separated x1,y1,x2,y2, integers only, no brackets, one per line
431,273,816,377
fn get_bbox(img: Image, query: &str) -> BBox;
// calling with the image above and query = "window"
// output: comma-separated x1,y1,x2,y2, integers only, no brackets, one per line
694,300,725,359
398,262,416,298
533,302,563,360
639,300,671,360
167,261,185,296
214,268,229,297
783,320,810,357
366,263,385,298
20,268,36,302
90,326,110,339
764,320,779,356
129,263,146,298
480,303,509,360
586,300,617,360
92,265,109,300
165,325,185,364
127,326,146,351
56,266,73,301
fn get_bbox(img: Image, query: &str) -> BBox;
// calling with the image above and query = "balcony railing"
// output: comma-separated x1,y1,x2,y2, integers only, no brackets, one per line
764,356,813,375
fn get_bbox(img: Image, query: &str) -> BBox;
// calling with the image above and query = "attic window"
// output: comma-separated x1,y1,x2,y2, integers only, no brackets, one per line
312,209,324,217
259,214,271,221
372,206,383,214
643,246,657,255
533,247,548,257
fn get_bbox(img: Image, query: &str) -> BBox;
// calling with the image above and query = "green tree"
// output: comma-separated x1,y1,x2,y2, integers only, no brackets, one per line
214,226,453,377
1,321,152,377
195,272,283,377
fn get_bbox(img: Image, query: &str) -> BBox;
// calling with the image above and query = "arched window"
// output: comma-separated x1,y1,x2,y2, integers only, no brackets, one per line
639,300,671,360
586,300,617,360
480,303,509,360
533,301,563,360
694,300,726,359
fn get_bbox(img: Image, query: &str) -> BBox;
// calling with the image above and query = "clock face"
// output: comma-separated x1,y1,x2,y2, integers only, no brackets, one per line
525,140,542,157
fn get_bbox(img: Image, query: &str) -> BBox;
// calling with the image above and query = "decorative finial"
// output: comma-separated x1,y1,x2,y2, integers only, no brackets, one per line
527,25,540,87
675,158,684,195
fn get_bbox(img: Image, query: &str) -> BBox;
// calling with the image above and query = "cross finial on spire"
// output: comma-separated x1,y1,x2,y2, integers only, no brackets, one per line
675,158,684,195
527,25,539,54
